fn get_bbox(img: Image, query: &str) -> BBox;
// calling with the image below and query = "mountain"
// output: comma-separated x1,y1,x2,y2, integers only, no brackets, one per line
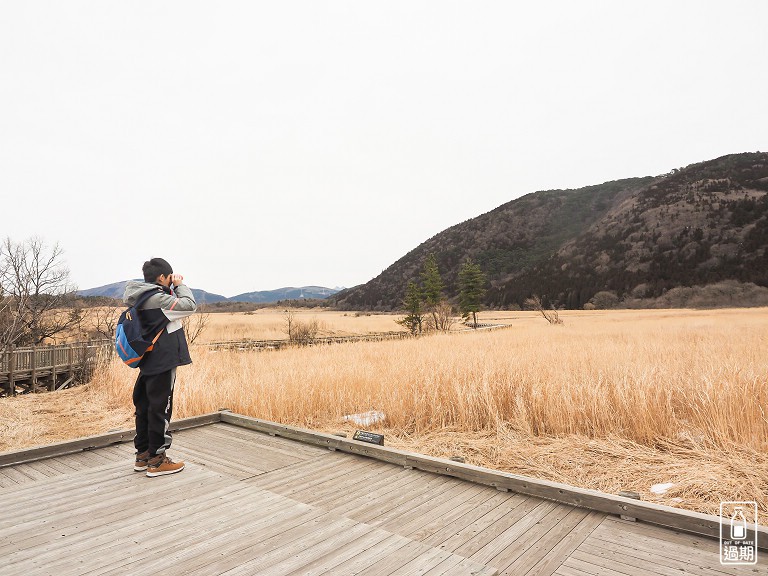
333,152,768,310
78,282,339,304
229,286,340,303
77,281,133,300
77,281,229,304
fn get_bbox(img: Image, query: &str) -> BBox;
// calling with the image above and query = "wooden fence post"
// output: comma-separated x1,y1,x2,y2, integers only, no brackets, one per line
30,346,37,392
68,345,74,382
8,345,15,397
50,345,57,392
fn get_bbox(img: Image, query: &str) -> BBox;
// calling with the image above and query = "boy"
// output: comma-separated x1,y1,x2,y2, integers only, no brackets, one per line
123,257,197,477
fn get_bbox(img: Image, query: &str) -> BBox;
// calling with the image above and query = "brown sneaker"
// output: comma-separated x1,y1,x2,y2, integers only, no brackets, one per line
134,451,150,472
146,454,185,477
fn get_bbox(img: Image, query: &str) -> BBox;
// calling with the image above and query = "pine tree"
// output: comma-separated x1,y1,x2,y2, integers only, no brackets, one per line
420,253,444,330
458,258,486,328
396,281,424,334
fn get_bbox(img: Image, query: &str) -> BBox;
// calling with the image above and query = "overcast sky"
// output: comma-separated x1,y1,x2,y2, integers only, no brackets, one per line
2,1,766,297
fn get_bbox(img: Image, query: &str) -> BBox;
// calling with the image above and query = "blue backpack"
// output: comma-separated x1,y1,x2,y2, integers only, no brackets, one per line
115,288,165,368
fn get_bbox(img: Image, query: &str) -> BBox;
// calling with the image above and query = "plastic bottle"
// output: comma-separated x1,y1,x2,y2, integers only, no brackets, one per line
731,507,747,540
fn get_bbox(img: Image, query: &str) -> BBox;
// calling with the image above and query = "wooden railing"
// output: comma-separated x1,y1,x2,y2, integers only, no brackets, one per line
197,331,414,351
0,340,112,396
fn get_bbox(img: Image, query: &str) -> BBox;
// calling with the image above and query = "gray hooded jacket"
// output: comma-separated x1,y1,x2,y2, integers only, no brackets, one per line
123,280,197,375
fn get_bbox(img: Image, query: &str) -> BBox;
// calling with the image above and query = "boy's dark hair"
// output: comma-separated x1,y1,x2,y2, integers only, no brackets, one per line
142,258,173,283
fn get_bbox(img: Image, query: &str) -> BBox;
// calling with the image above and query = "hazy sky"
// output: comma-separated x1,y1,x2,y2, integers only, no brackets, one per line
2,1,766,297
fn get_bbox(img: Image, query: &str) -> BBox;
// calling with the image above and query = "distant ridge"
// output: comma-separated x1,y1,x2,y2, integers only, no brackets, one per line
333,152,768,310
77,282,340,304
229,286,340,303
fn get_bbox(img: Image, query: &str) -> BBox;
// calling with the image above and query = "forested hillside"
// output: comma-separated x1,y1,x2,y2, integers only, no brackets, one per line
334,152,768,309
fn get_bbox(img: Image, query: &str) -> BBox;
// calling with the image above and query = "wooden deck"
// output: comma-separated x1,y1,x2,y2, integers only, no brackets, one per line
0,420,764,575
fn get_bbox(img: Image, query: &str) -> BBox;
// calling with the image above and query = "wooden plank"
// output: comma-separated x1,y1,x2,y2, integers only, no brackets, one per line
220,411,768,548
562,553,638,576
524,511,606,576
568,549,657,576
554,564,597,576
433,556,499,576
172,508,355,575
0,462,127,512
302,466,421,518
0,473,19,488
494,506,589,575
0,465,29,485
578,539,741,576
83,487,305,576
418,490,519,547
2,467,219,546
247,453,346,491
592,517,725,561
321,533,418,576
198,422,328,458
0,412,222,467
180,429,312,470
280,460,397,505
355,539,447,576
37,485,290,576
20,483,259,573
439,494,535,556
589,519,761,575
386,545,457,576
349,472,455,524
276,529,399,576
467,500,561,565
7,462,49,482
3,468,237,568
239,520,374,576
256,454,382,500
299,458,410,508
165,442,274,479
377,481,482,535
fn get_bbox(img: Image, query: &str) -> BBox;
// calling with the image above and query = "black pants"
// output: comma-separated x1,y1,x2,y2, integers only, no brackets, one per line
133,368,176,456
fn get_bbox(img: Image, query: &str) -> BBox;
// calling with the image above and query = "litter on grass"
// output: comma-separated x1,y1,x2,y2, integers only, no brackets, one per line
343,411,385,426
650,482,675,495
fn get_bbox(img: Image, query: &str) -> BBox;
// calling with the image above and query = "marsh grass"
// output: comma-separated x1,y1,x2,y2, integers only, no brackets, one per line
2,308,766,515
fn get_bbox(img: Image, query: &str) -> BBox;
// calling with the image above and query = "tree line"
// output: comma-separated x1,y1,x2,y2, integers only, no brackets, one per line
397,253,487,334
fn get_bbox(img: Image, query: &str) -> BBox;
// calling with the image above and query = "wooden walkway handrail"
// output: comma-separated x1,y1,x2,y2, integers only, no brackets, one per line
1,339,112,396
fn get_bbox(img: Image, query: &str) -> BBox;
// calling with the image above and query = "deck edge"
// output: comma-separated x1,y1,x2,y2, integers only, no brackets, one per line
220,411,768,550
0,411,222,467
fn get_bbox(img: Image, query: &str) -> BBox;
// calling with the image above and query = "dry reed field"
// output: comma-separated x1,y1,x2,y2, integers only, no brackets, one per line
199,308,411,342
1,308,766,516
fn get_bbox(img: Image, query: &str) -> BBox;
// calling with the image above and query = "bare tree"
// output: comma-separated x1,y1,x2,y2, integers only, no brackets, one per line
425,300,457,332
92,306,122,339
0,237,79,347
181,305,210,344
283,308,295,340
283,307,319,344
524,295,564,325
0,279,27,354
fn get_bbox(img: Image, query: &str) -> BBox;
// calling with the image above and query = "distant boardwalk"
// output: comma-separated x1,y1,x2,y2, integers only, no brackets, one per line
0,412,764,575
0,340,110,396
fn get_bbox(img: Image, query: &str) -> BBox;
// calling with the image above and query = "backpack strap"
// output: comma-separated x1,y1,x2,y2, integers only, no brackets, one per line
133,287,168,350
145,326,166,354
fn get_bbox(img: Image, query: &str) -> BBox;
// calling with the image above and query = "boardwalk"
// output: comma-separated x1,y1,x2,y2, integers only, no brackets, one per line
0,415,764,575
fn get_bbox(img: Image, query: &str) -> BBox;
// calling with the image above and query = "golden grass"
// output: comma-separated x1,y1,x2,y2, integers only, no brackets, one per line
199,309,407,342
2,308,766,516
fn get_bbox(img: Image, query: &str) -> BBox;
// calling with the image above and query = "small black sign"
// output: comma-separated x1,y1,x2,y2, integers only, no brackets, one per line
353,430,384,445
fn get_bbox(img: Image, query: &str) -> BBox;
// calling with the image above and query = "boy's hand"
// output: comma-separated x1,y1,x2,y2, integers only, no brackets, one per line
171,274,184,286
